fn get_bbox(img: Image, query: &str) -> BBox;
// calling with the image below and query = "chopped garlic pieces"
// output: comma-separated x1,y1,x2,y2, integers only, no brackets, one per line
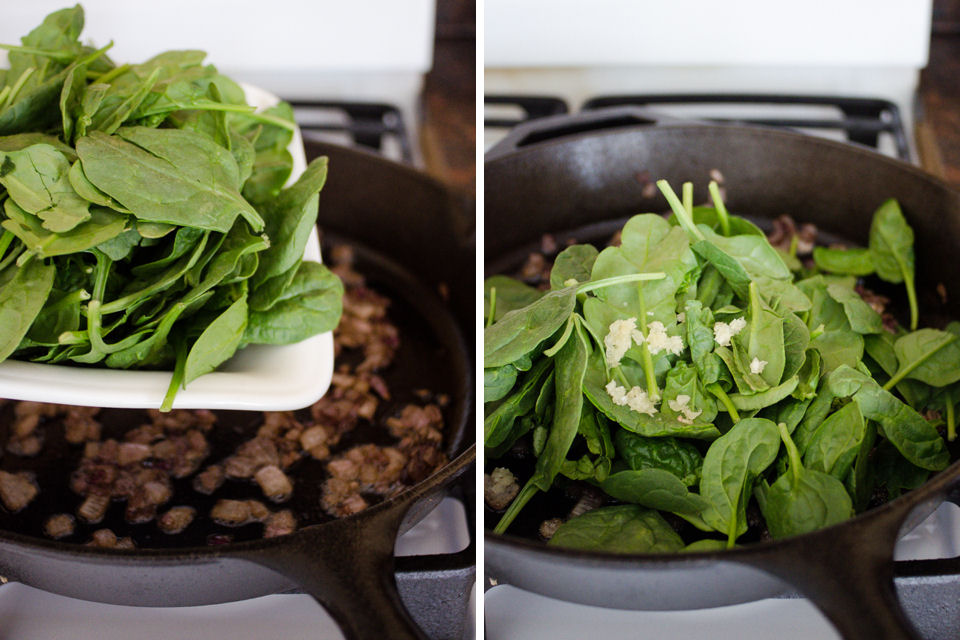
645,321,684,356
604,318,638,366
667,393,703,424
605,317,684,366
713,316,746,347
625,386,658,415
750,357,768,374
605,380,628,405
605,381,658,415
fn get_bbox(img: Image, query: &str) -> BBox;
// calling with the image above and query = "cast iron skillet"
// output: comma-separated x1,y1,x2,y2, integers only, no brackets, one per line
484,106,960,640
0,140,475,640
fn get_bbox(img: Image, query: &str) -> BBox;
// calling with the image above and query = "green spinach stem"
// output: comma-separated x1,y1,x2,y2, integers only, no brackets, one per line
100,232,209,315
777,421,804,485
543,316,574,358
486,286,497,328
682,181,694,216
160,336,189,413
0,43,78,62
707,383,740,423
136,101,297,132
0,243,23,273
576,271,666,293
905,276,919,331
2,67,35,111
493,480,539,534
658,180,705,242
92,63,130,85
635,291,659,400
613,365,631,389
882,334,958,391
708,181,731,236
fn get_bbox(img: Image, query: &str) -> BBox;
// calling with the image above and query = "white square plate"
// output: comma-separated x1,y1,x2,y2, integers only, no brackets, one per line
0,84,334,410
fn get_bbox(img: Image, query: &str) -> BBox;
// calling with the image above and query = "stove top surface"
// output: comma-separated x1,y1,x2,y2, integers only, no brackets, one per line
0,497,472,640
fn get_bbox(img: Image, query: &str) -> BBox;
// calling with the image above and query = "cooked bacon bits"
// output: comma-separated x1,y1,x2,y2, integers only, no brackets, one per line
767,214,817,256
70,409,212,527
44,514,75,539
0,470,38,512
254,465,293,503
87,528,134,549
211,499,254,527
264,509,297,538
0,243,451,544
193,464,225,495
157,506,196,535
6,403,102,457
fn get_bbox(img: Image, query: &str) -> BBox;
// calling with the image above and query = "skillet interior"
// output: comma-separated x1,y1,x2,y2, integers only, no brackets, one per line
0,141,474,617
484,115,960,623
0,233,465,548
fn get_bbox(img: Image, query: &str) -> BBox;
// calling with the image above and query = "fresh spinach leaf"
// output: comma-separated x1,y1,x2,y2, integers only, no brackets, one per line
548,505,686,554
868,198,917,330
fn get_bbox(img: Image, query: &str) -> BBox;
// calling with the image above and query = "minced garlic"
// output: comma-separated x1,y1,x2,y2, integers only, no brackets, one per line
713,316,746,347
624,386,658,415
606,381,658,416
750,357,768,374
667,393,703,424
605,380,628,405
604,318,637,366
645,321,684,356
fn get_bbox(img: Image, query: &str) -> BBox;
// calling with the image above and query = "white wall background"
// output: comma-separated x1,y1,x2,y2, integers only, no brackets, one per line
0,1,435,72
485,0,932,68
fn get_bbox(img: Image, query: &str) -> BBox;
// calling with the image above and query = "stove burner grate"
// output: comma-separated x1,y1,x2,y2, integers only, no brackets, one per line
485,93,911,162
290,101,413,164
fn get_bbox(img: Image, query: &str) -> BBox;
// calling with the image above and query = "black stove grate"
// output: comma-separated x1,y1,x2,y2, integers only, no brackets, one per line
485,93,911,162
290,101,414,164
484,95,569,129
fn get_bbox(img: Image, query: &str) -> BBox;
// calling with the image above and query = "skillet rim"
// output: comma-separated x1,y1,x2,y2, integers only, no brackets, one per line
483,116,960,562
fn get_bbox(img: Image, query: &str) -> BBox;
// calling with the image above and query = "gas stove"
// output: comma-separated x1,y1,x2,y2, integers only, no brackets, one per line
482,86,960,639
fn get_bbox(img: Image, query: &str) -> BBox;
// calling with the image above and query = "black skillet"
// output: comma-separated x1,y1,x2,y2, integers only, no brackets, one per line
0,140,475,640
484,106,960,640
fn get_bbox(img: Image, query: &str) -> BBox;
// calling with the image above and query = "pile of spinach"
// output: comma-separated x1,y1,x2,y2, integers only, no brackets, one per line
485,178,957,552
0,6,343,409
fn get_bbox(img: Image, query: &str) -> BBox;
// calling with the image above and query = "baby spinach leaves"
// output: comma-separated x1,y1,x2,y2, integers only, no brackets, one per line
76,127,262,233
760,422,853,539
0,258,55,359
869,199,918,330
548,505,686,554
486,178,952,551
0,6,343,408
699,417,780,546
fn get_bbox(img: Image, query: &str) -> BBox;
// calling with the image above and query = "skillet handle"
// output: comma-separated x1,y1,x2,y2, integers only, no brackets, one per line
743,506,921,640
485,105,694,163
241,500,428,640
235,447,474,640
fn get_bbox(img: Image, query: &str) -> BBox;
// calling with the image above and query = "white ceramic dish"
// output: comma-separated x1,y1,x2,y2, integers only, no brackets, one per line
0,84,334,410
